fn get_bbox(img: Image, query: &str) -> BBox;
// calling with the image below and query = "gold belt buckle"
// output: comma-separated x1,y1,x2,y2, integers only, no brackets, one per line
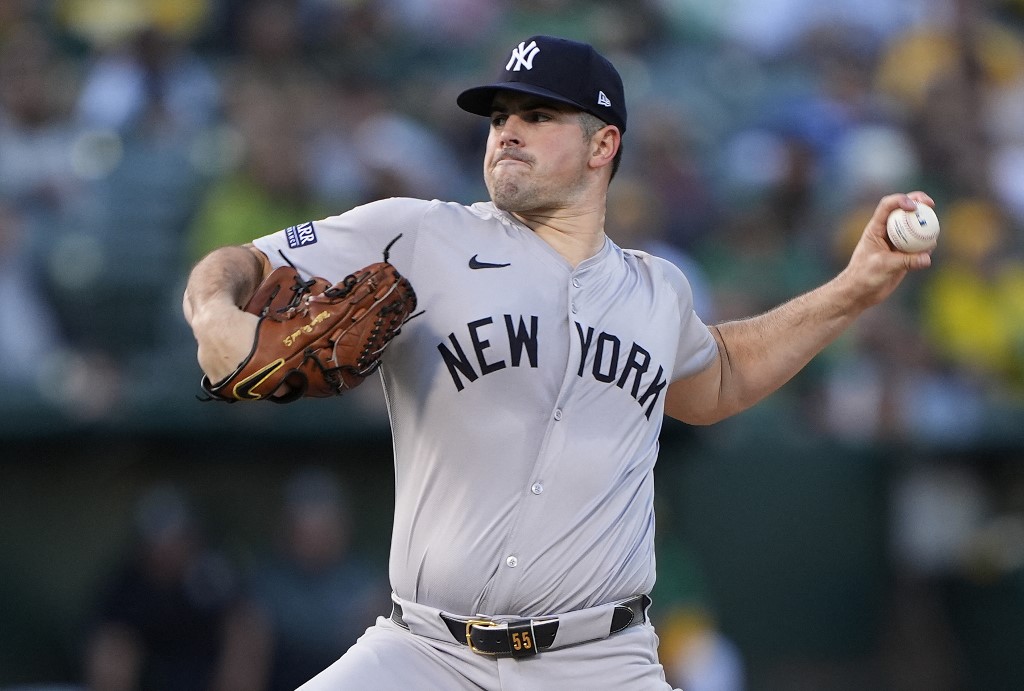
465,618,501,655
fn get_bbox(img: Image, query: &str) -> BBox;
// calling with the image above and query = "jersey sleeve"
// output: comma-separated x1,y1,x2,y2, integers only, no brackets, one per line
654,255,718,381
250,197,434,282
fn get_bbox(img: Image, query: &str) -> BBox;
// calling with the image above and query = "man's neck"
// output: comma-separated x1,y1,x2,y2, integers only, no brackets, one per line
511,206,606,268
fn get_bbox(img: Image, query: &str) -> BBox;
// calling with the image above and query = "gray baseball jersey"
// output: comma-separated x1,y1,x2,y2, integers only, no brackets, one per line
252,197,717,619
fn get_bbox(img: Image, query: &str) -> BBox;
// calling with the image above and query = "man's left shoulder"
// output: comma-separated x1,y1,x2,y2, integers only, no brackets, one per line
619,246,685,279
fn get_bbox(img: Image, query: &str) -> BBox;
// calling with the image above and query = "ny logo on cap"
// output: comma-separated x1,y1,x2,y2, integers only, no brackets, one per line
506,40,540,71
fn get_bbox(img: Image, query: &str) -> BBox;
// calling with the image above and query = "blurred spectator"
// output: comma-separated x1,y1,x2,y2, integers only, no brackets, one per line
228,0,309,79
814,301,989,446
709,0,946,59
621,104,716,253
60,0,219,135
384,0,502,45
73,25,219,135
607,174,715,321
244,467,388,691
0,202,66,391
659,607,746,691
220,0,328,108
652,497,746,690
874,3,1024,200
888,456,1024,690
352,106,474,202
0,21,82,244
185,97,331,262
83,484,262,691
918,198,1024,396
695,199,829,324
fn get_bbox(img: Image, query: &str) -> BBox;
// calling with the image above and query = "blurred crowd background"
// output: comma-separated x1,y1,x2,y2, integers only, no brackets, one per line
2,0,1024,689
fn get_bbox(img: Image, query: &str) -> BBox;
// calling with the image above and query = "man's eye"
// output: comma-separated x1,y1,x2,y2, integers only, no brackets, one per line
491,114,508,127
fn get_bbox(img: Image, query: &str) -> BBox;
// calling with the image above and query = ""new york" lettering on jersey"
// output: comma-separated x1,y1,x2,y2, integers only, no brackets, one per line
438,314,540,391
436,316,668,418
574,322,667,419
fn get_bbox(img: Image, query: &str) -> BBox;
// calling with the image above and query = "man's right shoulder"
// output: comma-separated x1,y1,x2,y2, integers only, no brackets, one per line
346,197,491,222
355,197,480,212
358,198,505,228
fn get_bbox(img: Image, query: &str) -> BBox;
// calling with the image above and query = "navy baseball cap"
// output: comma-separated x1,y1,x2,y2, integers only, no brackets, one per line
458,35,627,134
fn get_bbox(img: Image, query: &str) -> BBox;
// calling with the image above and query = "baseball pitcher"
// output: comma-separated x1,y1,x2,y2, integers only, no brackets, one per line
183,35,935,690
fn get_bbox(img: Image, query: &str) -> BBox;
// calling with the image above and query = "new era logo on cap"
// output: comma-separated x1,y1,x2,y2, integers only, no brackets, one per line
457,35,627,133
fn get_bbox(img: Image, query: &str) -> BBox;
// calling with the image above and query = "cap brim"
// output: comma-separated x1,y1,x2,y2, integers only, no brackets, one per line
457,82,589,118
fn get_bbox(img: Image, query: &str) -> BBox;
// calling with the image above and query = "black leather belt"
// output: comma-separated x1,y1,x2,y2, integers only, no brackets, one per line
390,594,650,659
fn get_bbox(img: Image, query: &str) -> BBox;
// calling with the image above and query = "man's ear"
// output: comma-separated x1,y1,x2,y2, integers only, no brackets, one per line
590,125,620,171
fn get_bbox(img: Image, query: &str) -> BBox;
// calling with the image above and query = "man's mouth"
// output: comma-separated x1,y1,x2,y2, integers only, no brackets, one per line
495,150,531,166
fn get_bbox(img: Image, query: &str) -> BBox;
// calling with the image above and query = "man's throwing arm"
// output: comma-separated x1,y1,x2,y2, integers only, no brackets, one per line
665,192,935,426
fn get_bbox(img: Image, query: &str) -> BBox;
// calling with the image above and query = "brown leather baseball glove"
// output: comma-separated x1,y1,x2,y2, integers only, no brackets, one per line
200,256,417,403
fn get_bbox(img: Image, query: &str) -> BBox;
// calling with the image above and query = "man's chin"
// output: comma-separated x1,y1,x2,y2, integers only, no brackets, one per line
492,199,530,213
488,186,527,212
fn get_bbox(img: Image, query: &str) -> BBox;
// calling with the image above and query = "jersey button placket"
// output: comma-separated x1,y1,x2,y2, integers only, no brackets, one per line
570,274,583,314
555,273,579,452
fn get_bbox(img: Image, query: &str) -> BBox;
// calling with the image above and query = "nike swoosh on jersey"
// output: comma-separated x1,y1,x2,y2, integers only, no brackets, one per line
469,255,511,269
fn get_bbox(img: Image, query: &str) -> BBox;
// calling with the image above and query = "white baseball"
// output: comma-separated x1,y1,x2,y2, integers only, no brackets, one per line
886,202,939,253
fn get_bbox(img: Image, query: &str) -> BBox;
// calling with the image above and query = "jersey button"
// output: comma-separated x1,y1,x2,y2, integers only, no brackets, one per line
506,556,519,568
531,482,544,495
553,409,563,421
570,303,578,314
572,278,581,288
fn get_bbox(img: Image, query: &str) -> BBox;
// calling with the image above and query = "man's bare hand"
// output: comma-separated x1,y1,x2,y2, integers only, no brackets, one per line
182,244,268,384
839,191,936,310
189,300,260,384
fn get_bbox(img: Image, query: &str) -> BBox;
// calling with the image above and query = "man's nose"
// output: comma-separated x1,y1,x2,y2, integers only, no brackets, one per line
499,115,525,147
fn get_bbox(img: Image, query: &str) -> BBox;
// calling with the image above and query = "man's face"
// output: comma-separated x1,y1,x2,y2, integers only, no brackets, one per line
483,92,591,213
